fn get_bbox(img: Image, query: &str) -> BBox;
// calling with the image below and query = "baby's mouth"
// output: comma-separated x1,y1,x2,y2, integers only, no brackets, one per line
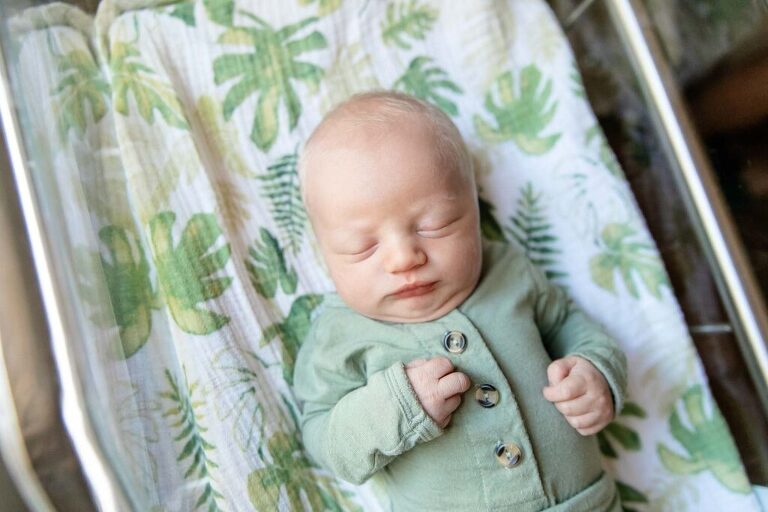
390,281,437,299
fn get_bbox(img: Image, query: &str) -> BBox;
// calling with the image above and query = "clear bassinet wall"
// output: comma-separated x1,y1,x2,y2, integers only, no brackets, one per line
0,0,767,511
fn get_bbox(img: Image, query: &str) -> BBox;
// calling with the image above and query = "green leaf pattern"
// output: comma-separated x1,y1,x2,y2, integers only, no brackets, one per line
149,212,232,334
506,183,566,280
110,40,188,129
617,480,649,512
260,294,324,385
658,385,750,494
393,56,462,116
590,223,670,300
381,1,437,50
245,228,298,299
258,151,307,255
53,49,110,140
214,14,327,151
99,225,158,358
474,65,561,154
162,369,224,511
248,430,359,511
597,401,646,458
204,0,234,26
478,194,506,243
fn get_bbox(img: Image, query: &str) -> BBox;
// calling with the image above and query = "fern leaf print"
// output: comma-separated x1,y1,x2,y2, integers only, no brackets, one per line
259,151,306,254
505,183,565,280
161,369,224,511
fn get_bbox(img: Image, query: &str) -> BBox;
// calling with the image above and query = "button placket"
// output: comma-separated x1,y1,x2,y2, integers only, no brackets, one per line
435,311,538,483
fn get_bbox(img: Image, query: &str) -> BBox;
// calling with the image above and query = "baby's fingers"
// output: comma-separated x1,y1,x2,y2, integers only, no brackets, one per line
554,394,593,417
437,372,471,399
542,375,586,403
566,410,612,436
443,394,462,414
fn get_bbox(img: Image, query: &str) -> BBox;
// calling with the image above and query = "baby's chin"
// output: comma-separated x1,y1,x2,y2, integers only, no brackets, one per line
340,288,472,324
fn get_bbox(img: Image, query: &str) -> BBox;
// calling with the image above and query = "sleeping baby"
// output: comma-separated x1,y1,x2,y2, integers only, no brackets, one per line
293,90,627,511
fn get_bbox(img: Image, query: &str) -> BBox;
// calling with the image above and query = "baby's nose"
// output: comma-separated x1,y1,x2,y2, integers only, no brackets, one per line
384,240,427,273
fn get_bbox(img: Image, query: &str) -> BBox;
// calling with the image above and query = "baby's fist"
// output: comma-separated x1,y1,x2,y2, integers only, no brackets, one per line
405,357,471,428
542,356,613,436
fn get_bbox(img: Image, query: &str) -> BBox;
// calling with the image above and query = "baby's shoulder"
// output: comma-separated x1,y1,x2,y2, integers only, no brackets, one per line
303,294,381,350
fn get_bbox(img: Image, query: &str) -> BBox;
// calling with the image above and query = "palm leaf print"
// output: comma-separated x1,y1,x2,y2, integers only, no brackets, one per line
506,183,566,280
478,194,506,243
258,151,306,254
616,480,649,512
245,228,298,299
657,385,750,493
248,430,360,511
474,65,561,155
99,225,158,358
165,2,195,26
589,223,670,300
53,49,110,140
214,14,327,151
393,56,462,116
260,294,324,385
381,1,437,50
204,0,234,26
161,369,224,511
110,40,188,129
299,0,344,16
597,401,645,458
150,212,232,334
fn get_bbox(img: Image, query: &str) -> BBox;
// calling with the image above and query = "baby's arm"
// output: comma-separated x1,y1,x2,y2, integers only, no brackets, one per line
527,260,627,434
297,360,441,484
295,329,465,484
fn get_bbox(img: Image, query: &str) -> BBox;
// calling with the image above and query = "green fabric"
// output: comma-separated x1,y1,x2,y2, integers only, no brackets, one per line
294,242,626,510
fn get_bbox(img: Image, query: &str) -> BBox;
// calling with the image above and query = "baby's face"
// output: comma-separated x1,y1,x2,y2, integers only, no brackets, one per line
305,115,482,323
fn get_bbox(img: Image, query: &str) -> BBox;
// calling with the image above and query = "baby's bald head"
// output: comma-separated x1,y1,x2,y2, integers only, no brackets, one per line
299,91,474,216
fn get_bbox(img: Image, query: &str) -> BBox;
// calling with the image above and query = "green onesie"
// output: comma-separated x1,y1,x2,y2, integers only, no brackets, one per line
294,241,627,511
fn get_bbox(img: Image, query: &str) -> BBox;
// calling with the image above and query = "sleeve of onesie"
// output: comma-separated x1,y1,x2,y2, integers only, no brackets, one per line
527,259,628,416
293,315,443,485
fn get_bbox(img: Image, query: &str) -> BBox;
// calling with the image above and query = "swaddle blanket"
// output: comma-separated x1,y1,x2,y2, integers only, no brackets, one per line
8,0,761,510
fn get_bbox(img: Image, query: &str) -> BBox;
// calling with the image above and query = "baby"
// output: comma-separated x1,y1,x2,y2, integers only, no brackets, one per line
294,91,626,511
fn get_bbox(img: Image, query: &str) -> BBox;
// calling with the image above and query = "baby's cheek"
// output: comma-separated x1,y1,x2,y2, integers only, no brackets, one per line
335,265,379,307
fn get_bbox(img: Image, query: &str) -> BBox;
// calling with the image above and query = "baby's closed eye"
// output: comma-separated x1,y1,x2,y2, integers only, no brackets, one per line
417,217,461,238
341,242,379,260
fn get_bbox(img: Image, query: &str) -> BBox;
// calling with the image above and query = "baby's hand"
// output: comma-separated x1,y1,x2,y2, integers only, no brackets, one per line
542,355,613,436
405,357,471,429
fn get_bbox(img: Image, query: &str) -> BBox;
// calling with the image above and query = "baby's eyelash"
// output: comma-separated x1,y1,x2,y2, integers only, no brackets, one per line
418,218,459,235
347,244,378,257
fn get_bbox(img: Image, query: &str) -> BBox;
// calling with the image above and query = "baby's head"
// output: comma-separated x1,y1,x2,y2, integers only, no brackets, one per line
300,91,482,323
